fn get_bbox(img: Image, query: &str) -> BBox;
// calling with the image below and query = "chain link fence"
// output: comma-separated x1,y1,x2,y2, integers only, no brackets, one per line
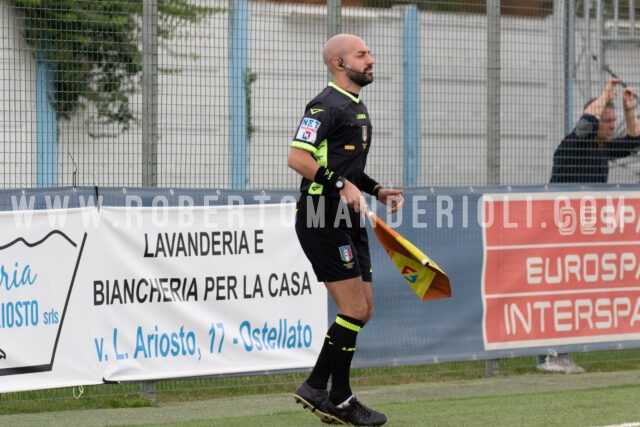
1,0,640,406
2,0,638,190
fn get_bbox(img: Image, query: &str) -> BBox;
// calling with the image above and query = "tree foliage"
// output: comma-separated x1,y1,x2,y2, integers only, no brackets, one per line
9,0,221,130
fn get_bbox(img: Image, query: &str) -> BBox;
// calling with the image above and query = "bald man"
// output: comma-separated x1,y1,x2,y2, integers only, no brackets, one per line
288,34,402,426
550,78,640,183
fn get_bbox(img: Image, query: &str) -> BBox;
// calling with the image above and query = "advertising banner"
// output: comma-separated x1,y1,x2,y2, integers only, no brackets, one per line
0,203,326,393
3,186,640,390
482,191,640,350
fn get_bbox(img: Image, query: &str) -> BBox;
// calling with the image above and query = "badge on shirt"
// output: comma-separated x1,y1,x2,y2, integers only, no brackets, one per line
362,126,368,142
296,118,321,143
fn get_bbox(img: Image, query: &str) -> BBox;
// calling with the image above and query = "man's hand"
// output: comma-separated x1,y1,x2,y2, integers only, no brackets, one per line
602,78,621,103
377,188,404,213
623,86,640,137
339,182,405,214
623,86,636,111
585,78,621,119
339,180,367,213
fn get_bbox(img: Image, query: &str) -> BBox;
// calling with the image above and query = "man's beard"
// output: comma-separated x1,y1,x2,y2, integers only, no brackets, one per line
346,69,374,87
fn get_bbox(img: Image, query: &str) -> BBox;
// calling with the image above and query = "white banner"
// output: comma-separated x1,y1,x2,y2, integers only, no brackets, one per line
0,203,326,393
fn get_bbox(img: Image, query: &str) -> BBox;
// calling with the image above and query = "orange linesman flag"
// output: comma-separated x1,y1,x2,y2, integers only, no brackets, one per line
368,211,451,301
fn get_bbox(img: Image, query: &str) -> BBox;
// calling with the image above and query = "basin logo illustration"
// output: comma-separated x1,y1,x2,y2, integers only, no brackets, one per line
0,230,87,376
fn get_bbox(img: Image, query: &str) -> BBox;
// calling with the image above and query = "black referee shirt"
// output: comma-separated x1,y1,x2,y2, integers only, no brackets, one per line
291,82,373,197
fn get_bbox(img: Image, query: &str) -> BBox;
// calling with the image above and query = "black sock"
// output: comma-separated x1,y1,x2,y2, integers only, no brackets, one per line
328,314,364,405
305,323,338,390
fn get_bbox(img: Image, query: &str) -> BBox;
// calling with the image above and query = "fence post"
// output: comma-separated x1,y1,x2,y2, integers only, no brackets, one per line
229,0,250,189
485,358,500,377
565,0,575,134
327,0,341,37
403,5,420,187
486,0,501,376
140,381,157,404
486,0,500,186
36,52,58,187
142,0,159,187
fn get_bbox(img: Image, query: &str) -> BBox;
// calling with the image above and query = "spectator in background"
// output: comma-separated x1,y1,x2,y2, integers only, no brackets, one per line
544,78,640,373
550,78,640,183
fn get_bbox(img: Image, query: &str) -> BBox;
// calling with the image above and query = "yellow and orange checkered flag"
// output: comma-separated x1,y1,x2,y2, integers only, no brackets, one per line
367,211,451,301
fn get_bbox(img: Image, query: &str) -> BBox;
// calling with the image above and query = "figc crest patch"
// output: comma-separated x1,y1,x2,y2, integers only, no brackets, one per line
339,245,353,262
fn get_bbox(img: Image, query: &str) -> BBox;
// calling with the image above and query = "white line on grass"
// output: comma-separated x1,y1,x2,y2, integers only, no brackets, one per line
592,423,640,427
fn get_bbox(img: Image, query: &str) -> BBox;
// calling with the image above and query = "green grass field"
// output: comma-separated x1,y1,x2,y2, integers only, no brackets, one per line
2,351,640,426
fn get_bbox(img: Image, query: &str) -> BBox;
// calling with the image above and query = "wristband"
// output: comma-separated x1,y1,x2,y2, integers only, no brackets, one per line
624,106,635,112
360,173,379,195
314,166,337,186
373,185,383,199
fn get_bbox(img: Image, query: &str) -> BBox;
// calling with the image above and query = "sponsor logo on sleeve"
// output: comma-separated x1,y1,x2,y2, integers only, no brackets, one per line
296,118,321,143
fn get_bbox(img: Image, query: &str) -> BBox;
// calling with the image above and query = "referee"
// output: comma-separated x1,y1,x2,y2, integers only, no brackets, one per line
288,33,404,426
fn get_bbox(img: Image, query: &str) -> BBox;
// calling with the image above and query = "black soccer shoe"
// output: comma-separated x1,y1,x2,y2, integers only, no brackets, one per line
293,381,345,424
324,395,388,426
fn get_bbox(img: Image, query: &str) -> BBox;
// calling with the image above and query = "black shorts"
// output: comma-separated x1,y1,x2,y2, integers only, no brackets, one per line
295,195,372,283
